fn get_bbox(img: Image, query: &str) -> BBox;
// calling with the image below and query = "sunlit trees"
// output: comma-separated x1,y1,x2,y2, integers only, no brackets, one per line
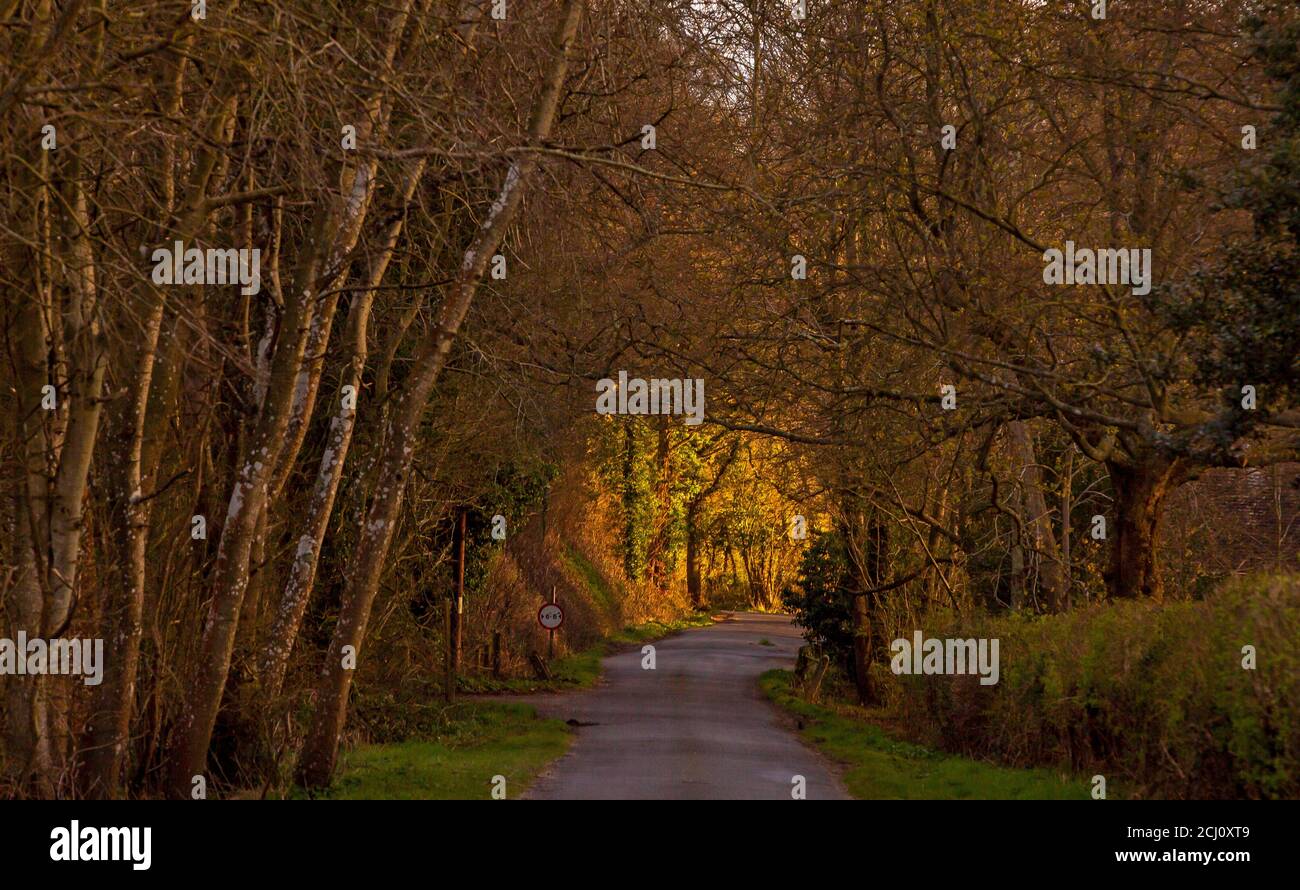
2,0,1295,800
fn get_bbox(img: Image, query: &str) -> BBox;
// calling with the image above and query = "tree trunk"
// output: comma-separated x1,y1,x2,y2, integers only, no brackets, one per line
294,0,586,790
6,149,106,795
77,286,163,798
165,7,420,787
45,176,107,639
840,502,886,707
258,157,427,702
645,416,671,589
621,421,640,580
1060,445,1073,609
80,78,240,798
1006,421,1066,611
686,503,702,608
166,213,331,798
4,489,51,792
4,132,57,794
1103,457,1183,600
850,593,878,706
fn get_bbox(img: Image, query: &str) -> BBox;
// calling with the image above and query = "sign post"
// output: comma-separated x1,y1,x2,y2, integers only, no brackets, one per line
446,507,467,704
537,598,564,660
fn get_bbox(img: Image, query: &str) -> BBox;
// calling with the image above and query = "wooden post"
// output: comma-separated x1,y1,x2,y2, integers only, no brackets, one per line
795,645,812,683
807,655,830,702
452,507,466,672
548,585,556,660
443,600,455,703
529,653,553,681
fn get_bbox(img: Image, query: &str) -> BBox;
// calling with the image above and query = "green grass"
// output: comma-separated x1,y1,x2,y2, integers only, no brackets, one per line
761,670,1091,800
607,614,717,646
318,701,569,800
563,544,617,615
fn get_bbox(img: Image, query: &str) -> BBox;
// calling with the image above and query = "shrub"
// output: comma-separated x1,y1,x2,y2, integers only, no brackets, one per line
881,575,1300,799
781,531,856,670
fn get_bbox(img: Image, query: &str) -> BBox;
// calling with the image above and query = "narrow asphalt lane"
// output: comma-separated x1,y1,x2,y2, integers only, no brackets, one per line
521,612,850,800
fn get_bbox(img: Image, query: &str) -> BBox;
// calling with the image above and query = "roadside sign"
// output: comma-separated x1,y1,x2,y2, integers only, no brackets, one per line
537,602,564,630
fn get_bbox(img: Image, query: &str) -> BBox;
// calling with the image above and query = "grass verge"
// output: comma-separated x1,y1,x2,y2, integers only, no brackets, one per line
761,669,1091,800
315,701,569,800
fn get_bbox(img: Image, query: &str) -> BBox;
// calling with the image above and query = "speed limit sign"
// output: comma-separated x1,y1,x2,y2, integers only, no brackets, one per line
537,602,564,630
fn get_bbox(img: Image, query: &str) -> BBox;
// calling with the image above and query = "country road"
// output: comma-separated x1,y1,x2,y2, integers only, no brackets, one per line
520,612,850,800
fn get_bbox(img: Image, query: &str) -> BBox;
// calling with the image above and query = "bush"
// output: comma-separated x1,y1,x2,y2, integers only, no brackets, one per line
882,575,1300,799
780,531,856,670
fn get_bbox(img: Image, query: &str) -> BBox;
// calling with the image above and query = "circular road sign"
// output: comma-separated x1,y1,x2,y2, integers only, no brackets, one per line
537,602,564,630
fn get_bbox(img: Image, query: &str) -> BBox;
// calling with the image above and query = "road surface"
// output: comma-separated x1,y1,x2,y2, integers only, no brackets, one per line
520,612,849,800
